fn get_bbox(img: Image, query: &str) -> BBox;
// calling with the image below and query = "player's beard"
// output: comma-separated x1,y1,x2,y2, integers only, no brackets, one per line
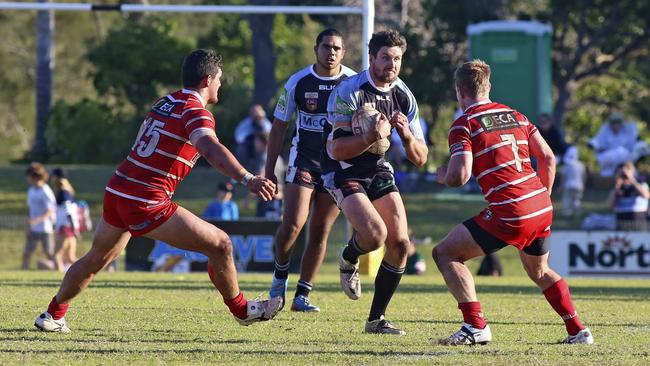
372,63,398,84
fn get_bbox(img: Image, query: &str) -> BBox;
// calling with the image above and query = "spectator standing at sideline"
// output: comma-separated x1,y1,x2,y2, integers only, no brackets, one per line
234,104,272,172
608,162,649,231
50,168,80,272
203,182,239,221
23,163,57,270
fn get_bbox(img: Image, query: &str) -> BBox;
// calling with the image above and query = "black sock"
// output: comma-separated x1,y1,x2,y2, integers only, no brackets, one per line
274,260,290,280
342,234,367,264
368,261,405,321
295,280,312,298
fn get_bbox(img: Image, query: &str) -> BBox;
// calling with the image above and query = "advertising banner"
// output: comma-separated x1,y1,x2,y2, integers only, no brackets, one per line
125,219,305,272
549,231,650,277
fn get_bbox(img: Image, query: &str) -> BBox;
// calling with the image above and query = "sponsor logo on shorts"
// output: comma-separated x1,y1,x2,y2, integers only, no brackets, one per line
297,169,313,185
128,208,169,231
483,209,493,221
341,181,362,195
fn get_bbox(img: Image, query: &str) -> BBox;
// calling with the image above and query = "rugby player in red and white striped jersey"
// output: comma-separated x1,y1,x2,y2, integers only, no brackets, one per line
432,60,593,345
34,50,282,334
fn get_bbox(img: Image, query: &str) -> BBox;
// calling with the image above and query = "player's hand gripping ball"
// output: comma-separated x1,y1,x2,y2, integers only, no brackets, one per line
351,105,391,155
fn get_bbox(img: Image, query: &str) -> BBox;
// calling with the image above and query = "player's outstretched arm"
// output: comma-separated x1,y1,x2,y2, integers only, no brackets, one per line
195,135,275,200
326,115,391,161
529,130,556,196
264,118,289,184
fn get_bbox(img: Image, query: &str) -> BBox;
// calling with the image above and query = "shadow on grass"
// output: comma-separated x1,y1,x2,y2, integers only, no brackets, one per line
3,279,649,301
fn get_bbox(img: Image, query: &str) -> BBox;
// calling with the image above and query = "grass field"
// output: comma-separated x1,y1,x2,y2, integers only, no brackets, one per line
1,165,645,365
2,270,650,365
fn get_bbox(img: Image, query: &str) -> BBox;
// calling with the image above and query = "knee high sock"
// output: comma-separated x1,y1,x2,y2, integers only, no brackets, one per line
342,234,368,264
208,264,248,319
368,261,404,321
543,278,585,335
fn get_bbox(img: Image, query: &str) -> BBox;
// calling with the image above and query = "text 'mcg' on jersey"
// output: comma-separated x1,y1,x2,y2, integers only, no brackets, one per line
448,100,552,222
274,64,355,172
106,89,218,204
323,70,423,176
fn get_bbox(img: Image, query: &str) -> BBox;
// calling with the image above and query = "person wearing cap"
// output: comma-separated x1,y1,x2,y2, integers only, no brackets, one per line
203,182,239,221
589,112,649,177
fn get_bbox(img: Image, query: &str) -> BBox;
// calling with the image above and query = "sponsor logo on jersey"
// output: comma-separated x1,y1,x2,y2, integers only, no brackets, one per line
305,92,318,112
298,112,327,132
277,90,288,114
319,84,335,91
375,94,391,101
335,95,353,117
478,112,519,132
153,98,175,116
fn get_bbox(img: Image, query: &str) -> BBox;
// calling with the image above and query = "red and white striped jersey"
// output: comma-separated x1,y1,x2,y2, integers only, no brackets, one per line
106,89,217,204
448,100,552,221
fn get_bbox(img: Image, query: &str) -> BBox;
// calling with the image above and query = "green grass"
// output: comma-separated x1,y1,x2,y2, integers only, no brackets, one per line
1,164,642,364
1,270,649,365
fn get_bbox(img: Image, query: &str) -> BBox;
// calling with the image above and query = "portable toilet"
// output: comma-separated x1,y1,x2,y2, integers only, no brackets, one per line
467,21,552,121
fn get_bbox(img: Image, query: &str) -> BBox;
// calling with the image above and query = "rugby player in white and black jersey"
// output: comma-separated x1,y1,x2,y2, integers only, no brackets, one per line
266,29,356,312
323,30,428,335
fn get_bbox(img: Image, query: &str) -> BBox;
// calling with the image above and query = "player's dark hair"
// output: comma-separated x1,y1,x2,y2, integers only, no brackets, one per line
315,28,345,48
181,49,223,88
25,162,49,181
368,29,407,57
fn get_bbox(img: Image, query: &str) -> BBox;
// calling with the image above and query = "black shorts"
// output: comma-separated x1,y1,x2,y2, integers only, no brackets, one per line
325,168,398,207
463,218,549,256
285,166,326,193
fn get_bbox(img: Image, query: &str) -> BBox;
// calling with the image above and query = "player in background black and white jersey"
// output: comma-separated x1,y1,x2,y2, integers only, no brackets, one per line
323,30,427,334
266,29,355,312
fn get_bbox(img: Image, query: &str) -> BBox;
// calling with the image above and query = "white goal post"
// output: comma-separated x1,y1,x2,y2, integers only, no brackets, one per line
0,1,375,68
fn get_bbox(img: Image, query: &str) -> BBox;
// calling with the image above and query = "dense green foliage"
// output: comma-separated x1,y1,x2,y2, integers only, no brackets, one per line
1,0,648,164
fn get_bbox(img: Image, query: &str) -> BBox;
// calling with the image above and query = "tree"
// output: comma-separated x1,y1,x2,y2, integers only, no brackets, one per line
247,0,277,109
32,0,54,161
550,0,650,125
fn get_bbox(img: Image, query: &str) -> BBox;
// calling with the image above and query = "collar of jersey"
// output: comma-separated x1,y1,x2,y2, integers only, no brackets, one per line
309,64,348,81
463,99,492,113
365,69,397,93
181,88,206,107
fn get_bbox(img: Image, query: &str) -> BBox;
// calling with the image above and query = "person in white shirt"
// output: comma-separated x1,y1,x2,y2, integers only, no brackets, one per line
23,163,57,270
560,148,586,218
589,112,649,177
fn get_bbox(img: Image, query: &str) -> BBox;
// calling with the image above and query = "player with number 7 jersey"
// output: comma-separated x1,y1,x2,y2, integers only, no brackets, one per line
448,100,552,248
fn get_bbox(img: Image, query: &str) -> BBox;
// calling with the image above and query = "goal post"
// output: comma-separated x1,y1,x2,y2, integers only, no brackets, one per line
0,0,375,68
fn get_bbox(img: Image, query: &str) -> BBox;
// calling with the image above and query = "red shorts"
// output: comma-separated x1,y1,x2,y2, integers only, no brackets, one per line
102,191,178,237
472,207,553,250
57,226,76,238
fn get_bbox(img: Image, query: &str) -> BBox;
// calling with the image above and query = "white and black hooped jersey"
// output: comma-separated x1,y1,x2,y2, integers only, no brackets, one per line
323,70,423,177
273,64,356,172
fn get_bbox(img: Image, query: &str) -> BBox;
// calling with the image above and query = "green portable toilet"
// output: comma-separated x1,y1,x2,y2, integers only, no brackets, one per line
468,21,552,121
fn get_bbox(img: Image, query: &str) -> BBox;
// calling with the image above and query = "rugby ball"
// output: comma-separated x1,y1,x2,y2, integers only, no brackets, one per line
351,105,390,155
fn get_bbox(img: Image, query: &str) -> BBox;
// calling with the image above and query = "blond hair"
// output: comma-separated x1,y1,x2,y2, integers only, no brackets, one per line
454,59,491,99
52,177,75,195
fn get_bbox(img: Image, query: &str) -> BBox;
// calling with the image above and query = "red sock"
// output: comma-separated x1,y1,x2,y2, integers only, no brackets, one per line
224,292,248,320
458,301,486,329
47,296,69,320
543,279,585,335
